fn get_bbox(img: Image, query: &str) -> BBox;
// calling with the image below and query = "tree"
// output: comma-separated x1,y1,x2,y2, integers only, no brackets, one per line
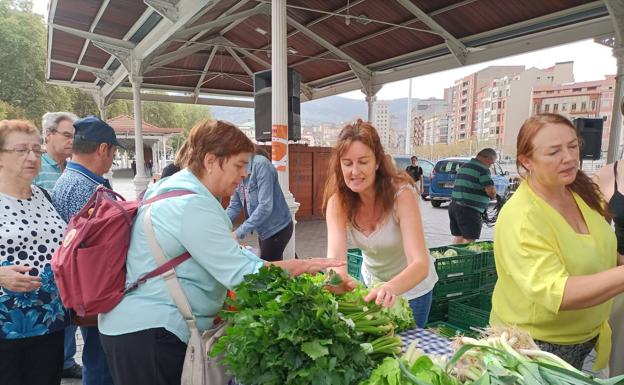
0,0,212,131
107,99,211,132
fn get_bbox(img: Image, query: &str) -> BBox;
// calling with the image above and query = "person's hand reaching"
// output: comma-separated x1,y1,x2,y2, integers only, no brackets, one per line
363,284,397,308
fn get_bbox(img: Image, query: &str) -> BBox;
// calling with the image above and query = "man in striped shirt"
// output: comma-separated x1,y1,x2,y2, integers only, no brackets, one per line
34,112,77,191
448,148,497,244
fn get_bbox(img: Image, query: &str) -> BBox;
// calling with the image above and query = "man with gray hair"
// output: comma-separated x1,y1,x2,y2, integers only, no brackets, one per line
448,148,498,244
34,111,83,379
34,112,78,191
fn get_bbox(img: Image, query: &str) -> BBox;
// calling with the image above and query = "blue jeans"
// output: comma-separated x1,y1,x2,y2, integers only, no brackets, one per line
81,326,114,385
64,325,78,369
408,290,433,328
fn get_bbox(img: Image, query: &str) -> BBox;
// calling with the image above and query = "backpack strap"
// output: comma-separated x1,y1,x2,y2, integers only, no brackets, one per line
37,186,52,203
124,189,195,293
142,204,200,332
142,189,195,205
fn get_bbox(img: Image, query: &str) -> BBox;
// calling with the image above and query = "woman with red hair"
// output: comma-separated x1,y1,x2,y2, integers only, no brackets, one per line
323,119,438,327
491,113,624,370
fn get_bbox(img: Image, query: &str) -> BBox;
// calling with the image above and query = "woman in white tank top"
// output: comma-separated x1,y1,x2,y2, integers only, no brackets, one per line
323,119,438,327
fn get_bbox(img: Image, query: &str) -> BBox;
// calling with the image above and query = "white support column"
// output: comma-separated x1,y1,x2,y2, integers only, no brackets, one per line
272,0,299,260
131,59,150,198
162,135,168,169
152,142,158,177
366,94,376,123
406,78,413,155
607,46,624,163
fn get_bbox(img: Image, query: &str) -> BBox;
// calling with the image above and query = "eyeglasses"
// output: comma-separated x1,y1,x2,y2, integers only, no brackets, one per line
51,130,73,139
1,147,46,157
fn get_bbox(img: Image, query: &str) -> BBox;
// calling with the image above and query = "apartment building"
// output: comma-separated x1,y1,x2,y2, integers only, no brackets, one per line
374,100,391,148
475,62,574,155
411,98,449,146
532,75,617,151
446,66,525,143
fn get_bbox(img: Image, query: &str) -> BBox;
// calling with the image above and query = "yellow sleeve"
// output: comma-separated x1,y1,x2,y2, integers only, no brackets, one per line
497,217,569,314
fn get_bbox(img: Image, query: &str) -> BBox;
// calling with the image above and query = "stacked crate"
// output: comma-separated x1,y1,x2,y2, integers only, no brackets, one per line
349,241,498,332
445,241,496,331
346,248,363,281
428,241,495,326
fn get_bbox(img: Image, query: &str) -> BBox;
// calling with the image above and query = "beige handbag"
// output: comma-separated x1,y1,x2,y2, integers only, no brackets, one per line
144,205,232,385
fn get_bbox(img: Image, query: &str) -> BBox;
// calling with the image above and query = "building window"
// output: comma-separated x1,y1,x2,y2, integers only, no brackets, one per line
502,100,505,109
498,101,502,109
544,104,550,112
491,102,496,110
571,103,576,111
562,103,567,112
498,91,502,97
506,89,510,96
581,102,587,111
553,104,558,112
591,100,596,110
534,103,540,114
496,114,501,122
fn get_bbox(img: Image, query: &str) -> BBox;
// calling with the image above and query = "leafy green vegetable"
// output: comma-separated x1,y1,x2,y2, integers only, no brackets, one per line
212,266,402,385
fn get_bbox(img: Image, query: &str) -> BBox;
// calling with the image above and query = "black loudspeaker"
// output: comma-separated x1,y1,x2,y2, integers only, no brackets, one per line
254,69,301,142
574,118,603,160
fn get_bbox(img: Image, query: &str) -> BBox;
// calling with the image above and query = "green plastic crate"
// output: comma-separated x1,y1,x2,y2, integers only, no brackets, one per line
428,299,450,323
448,293,492,331
433,273,481,299
453,241,495,269
480,268,497,289
430,246,482,278
347,249,363,281
427,321,478,339
348,248,362,256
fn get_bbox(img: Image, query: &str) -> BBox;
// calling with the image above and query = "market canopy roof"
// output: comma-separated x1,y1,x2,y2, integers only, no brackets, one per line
46,0,616,108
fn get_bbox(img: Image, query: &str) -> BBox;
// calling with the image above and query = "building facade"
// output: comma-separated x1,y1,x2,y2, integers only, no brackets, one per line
532,75,617,152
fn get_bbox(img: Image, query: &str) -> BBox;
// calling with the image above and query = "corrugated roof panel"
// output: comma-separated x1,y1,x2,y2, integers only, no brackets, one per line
93,0,149,39
81,42,111,68
54,0,101,32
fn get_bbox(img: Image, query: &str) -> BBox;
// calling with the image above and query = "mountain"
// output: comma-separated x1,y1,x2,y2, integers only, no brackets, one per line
210,95,414,129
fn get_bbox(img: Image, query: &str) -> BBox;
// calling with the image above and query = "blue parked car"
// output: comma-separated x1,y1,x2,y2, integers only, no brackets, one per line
429,157,510,208
392,155,434,200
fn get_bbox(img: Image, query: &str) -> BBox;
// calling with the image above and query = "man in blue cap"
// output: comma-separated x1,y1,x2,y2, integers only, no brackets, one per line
52,115,123,385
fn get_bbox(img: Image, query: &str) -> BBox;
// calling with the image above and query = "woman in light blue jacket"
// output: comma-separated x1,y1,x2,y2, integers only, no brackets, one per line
226,147,293,261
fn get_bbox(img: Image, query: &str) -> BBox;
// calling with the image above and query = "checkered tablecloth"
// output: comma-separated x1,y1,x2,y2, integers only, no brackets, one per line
398,327,453,356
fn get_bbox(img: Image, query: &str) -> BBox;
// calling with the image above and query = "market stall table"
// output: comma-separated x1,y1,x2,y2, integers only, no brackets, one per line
398,327,453,355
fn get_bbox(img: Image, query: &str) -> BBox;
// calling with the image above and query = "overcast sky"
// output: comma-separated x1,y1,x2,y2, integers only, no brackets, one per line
33,1,617,101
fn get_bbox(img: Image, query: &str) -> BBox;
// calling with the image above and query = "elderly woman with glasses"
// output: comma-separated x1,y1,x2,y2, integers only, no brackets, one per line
0,120,69,385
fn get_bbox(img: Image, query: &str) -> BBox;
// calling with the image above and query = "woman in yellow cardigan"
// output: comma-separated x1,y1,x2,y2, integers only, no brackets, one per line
490,113,623,370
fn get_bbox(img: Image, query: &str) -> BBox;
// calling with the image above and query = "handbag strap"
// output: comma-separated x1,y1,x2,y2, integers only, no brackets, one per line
143,205,200,332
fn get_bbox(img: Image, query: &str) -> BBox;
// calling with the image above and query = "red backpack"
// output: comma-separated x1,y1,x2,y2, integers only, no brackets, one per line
51,185,194,317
